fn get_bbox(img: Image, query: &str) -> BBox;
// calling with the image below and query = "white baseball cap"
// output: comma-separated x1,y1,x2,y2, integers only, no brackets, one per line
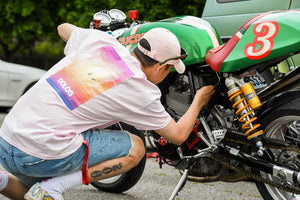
137,28,187,74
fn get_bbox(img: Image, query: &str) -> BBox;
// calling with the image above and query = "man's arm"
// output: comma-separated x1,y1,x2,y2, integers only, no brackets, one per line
155,85,215,145
57,23,77,42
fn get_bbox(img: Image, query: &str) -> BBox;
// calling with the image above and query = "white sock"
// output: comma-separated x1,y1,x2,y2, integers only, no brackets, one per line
40,171,82,200
0,172,8,192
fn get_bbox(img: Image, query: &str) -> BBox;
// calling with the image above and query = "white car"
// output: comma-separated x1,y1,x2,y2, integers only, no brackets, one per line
0,59,46,108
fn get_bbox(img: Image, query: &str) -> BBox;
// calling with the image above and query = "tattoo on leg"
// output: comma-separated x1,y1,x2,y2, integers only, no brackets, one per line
91,162,123,178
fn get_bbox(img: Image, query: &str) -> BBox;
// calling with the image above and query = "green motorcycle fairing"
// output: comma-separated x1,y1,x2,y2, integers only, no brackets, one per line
216,10,300,72
118,11,299,73
118,16,222,68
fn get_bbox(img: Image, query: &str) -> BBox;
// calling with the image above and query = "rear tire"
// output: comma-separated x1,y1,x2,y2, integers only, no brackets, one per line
91,122,146,193
254,109,300,200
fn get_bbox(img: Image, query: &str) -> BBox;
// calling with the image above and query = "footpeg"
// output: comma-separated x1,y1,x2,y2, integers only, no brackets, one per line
212,129,226,141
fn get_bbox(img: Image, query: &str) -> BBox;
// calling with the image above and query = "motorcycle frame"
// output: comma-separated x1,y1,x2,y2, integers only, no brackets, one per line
167,61,300,200
258,64,300,102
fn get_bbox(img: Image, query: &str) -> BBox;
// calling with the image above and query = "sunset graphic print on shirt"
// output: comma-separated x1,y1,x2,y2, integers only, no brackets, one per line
47,46,134,110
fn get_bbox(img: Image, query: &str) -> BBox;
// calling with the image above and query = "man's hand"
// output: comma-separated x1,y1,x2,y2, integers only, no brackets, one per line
195,85,215,107
155,85,215,145
57,23,77,42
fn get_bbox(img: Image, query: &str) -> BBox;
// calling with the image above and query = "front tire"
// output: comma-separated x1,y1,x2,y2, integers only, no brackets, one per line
91,123,146,193
255,109,300,200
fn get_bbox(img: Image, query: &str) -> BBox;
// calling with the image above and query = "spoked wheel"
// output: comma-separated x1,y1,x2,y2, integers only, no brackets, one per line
91,122,146,193
255,110,300,200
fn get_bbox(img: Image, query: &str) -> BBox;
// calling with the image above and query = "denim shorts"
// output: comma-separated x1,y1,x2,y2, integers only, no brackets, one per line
0,129,133,187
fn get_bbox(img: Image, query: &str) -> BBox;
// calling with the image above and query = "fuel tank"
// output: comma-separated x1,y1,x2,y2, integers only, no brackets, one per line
117,16,222,66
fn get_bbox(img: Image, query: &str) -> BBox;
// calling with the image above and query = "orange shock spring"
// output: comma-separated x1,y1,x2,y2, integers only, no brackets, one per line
228,86,263,140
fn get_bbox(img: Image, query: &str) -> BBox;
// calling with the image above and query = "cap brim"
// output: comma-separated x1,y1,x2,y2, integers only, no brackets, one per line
174,60,185,74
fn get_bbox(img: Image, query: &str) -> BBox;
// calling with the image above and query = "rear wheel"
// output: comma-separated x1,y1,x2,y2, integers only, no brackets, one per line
255,110,300,200
91,122,146,193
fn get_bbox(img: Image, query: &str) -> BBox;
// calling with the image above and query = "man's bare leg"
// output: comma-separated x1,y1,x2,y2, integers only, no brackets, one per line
88,133,145,182
1,173,28,200
24,133,145,199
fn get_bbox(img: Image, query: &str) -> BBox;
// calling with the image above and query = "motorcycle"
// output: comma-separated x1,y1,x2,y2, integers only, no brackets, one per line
89,9,300,200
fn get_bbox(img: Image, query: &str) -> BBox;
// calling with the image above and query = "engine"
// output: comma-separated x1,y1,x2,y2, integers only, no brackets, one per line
151,72,234,178
153,73,214,161
166,75,192,119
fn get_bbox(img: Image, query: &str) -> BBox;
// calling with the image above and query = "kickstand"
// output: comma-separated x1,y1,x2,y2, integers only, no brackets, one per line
168,168,189,200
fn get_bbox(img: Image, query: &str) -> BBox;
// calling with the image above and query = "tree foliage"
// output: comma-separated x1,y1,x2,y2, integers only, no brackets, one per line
0,0,59,59
0,0,206,60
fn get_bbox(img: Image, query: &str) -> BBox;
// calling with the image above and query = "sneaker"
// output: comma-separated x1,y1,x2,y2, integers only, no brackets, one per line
24,183,64,200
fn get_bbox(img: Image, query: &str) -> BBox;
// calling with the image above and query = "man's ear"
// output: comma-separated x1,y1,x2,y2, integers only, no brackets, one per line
154,63,167,73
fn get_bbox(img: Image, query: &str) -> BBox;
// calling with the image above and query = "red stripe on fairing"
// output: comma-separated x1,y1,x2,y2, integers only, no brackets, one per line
128,25,141,50
205,11,275,72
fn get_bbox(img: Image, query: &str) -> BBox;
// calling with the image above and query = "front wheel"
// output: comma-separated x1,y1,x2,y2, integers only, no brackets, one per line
91,123,146,193
255,110,300,200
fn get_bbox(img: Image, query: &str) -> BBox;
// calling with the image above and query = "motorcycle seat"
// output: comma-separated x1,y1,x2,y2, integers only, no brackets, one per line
205,11,274,72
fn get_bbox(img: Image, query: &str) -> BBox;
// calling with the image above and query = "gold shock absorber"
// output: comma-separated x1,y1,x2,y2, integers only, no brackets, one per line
228,82,263,140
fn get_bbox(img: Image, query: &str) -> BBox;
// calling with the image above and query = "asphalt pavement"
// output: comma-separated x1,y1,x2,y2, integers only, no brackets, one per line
0,112,263,200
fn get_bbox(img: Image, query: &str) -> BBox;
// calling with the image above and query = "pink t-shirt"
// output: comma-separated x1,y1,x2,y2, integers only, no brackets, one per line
0,27,171,159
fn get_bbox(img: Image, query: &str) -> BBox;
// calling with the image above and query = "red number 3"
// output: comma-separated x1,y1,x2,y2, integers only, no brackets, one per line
244,21,279,60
